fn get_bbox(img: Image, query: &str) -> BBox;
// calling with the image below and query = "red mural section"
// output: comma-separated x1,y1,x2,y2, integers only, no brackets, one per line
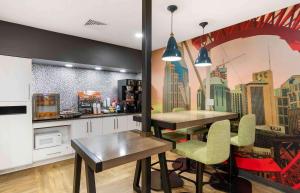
191,4,300,190
192,4,300,52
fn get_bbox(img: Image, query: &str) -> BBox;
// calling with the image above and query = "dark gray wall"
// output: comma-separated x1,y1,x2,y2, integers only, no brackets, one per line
0,20,142,72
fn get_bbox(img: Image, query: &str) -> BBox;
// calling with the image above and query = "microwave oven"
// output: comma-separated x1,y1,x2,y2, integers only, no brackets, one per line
35,132,62,150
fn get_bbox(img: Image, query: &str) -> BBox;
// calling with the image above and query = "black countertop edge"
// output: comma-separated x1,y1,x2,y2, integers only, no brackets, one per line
32,113,141,123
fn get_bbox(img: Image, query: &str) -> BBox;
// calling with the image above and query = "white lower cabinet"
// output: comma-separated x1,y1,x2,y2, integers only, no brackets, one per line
71,118,102,139
127,115,142,131
71,119,89,139
33,144,72,162
116,116,128,132
3,114,140,173
102,117,116,135
0,113,32,170
102,115,135,135
89,118,102,137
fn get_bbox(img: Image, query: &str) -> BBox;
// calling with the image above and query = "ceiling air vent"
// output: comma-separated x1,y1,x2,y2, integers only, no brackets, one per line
85,19,107,26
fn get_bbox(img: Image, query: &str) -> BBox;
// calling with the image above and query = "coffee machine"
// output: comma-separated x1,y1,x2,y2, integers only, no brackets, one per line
135,80,142,112
118,79,141,113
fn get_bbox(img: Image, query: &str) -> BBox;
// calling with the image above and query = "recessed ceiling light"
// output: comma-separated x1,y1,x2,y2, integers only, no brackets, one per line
65,64,73,68
120,69,126,73
135,33,143,38
95,66,102,70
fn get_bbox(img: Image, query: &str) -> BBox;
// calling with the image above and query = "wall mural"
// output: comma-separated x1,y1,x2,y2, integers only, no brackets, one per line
152,4,300,190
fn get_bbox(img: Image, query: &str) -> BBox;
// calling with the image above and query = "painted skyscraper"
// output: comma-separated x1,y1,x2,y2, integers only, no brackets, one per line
246,70,278,126
163,47,191,112
276,75,300,135
208,66,231,112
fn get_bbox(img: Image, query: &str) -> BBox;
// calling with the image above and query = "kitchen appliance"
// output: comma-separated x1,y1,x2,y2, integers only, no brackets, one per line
34,132,62,150
136,80,142,113
0,55,33,170
32,93,60,120
118,79,141,113
78,91,102,114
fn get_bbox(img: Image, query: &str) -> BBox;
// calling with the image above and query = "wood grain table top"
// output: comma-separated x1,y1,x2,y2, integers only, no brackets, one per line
133,110,238,129
71,130,172,172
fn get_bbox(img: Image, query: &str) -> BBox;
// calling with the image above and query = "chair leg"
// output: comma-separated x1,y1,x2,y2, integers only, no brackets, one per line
229,145,239,193
196,162,204,193
229,145,238,178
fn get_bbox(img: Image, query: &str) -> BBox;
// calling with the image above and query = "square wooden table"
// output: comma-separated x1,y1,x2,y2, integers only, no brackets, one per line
71,130,173,193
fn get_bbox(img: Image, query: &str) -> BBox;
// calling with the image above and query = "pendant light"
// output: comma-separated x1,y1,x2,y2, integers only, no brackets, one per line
162,5,182,62
195,22,212,67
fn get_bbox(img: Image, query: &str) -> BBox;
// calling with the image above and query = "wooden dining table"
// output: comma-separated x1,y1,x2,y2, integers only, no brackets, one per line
133,110,238,191
71,130,173,193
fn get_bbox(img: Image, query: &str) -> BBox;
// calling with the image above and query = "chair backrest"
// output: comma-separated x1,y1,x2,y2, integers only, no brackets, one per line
205,120,231,164
172,107,185,112
237,114,256,146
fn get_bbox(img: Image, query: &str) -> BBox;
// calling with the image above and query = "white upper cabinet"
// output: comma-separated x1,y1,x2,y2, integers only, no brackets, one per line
0,55,32,102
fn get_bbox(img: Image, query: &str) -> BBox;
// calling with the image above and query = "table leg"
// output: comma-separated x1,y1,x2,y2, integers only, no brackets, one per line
133,160,142,193
141,157,151,193
158,152,172,193
73,153,82,193
154,126,172,193
85,162,96,193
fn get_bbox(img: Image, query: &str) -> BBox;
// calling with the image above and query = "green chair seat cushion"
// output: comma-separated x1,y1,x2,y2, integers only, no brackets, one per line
173,120,231,165
173,140,208,164
231,137,239,146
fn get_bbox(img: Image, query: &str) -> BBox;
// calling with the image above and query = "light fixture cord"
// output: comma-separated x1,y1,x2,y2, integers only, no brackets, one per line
170,12,174,35
202,26,206,46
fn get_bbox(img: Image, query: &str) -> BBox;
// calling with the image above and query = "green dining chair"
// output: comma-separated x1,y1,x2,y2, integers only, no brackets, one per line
230,114,256,178
171,108,209,172
174,120,231,193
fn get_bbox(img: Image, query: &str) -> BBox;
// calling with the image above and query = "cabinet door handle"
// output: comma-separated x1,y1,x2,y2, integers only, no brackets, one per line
90,120,92,132
114,118,115,130
47,152,61,156
86,121,89,133
28,84,31,100
117,118,118,129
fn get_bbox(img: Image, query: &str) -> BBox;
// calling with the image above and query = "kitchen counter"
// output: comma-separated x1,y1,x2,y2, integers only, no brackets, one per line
33,112,140,123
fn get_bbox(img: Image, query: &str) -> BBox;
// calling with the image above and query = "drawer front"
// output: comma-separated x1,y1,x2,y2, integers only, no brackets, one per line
33,144,72,162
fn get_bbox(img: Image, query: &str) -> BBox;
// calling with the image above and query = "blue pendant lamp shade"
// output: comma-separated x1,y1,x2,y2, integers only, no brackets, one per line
194,47,212,67
162,34,182,61
194,22,212,67
162,5,182,62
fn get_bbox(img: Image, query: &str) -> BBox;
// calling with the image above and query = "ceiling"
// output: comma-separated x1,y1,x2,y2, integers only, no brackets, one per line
0,0,299,50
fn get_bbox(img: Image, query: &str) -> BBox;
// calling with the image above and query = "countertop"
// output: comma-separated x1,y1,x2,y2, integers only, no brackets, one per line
33,112,140,123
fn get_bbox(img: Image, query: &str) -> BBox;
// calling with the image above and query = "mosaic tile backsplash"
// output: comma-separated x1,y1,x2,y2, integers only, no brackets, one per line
32,64,139,110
